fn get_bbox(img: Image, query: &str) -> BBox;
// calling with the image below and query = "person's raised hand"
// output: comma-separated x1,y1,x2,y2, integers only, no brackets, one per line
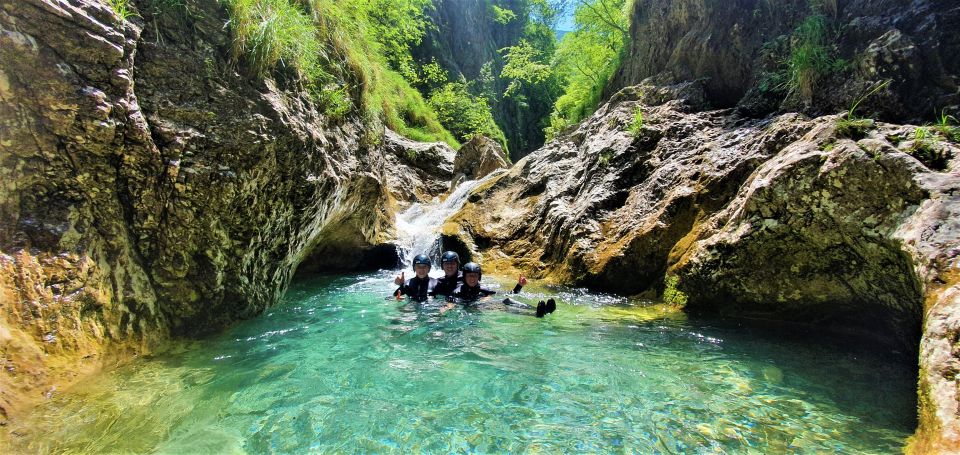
394,271,405,286
518,274,527,286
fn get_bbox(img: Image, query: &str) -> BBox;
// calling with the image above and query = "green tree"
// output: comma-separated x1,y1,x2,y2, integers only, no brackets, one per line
360,0,433,81
546,0,628,139
428,81,508,149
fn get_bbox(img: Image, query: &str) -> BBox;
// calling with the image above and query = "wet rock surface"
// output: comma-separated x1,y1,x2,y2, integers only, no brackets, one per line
0,0,395,420
444,79,960,450
451,135,509,187
381,128,456,204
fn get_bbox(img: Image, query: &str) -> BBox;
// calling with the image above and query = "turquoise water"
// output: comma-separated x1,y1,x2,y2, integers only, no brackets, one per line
6,272,915,453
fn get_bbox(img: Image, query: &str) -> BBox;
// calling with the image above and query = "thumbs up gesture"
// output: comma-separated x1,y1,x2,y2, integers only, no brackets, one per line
394,271,405,285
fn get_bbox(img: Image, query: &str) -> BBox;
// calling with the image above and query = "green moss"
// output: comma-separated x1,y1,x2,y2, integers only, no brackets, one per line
662,275,688,306
910,127,950,171
835,118,874,140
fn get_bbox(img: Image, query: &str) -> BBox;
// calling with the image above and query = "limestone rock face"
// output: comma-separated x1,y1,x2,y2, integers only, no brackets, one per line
444,80,960,450
381,128,456,203
0,0,394,420
608,0,960,122
675,125,960,451
674,128,935,346
446,80,813,293
452,135,509,186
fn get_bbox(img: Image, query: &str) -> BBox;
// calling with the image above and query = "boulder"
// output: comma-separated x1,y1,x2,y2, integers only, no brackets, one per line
451,135,509,187
381,128,456,203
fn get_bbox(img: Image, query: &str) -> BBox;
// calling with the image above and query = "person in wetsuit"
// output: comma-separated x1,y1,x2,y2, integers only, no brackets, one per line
445,262,555,317
394,254,437,302
393,251,462,300
431,250,464,296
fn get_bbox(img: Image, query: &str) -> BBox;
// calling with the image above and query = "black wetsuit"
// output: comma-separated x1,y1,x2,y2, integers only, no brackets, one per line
432,272,463,297
449,283,498,302
398,276,438,302
447,281,551,316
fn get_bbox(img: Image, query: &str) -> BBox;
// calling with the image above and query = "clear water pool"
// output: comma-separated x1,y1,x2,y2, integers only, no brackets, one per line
4,272,915,453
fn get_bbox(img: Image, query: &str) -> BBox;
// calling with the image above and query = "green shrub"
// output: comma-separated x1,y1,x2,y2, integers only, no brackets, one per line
662,275,688,306
544,112,573,140
428,82,507,150
785,14,845,102
491,5,517,25
544,0,628,139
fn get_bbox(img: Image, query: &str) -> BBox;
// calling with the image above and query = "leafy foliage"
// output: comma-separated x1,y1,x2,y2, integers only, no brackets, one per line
429,82,507,148
500,40,555,98
222,0,456,144
662,275,688,307
491,5,517,25
546,0,629,140
365,0,433,81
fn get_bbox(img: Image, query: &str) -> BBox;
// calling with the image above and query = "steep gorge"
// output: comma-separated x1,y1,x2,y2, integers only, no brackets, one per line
2,0,959,451
413,0,555,161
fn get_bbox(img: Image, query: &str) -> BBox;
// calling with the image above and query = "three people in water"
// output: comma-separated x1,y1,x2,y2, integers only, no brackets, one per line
392,251,557,317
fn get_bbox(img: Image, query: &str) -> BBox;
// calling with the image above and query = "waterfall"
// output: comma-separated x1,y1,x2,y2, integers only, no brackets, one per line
394,176,492,268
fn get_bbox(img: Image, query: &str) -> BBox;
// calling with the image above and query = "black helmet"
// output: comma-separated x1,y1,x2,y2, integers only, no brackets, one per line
462,262,482,280
412,254,431,271
441,251,460,265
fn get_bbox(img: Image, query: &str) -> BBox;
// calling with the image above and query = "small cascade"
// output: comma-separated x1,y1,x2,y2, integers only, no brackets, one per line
394,177,490,268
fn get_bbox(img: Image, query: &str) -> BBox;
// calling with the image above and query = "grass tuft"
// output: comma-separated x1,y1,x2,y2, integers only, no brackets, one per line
106,0,139,21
